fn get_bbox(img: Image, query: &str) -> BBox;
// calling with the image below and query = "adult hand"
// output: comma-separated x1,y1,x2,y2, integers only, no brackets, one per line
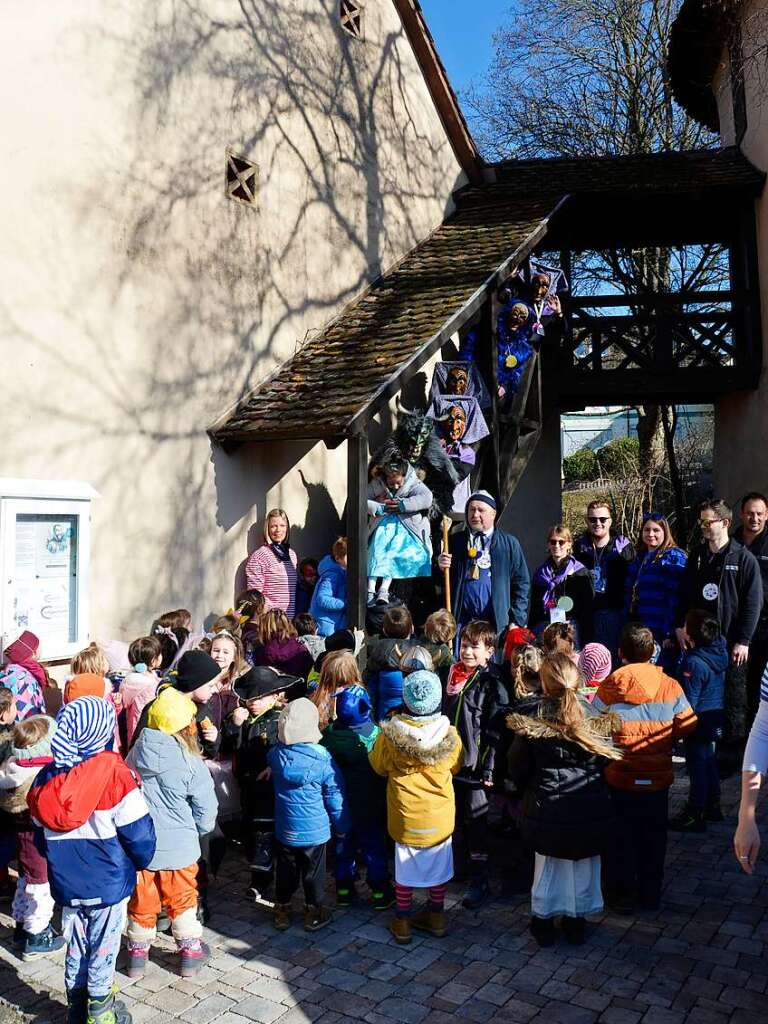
201,723,218,743
675,627,691,651
549,294,562,316
438,552,452,569
231,707,248,727
256,767,272,781
732,643,749,666
734,818,761,874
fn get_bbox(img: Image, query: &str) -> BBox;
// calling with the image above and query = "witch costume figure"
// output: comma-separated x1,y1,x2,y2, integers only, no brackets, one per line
496,301,535,402
427,396,490,513
367,456,433,606
428,360,492,411
519,260,568,339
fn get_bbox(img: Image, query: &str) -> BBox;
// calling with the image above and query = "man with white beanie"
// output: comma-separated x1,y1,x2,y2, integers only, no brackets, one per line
438,491,530,643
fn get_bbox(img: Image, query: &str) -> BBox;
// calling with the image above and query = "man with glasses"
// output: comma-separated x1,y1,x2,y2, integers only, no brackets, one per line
734,493,768,723
676,498,762,769
573,500,634,663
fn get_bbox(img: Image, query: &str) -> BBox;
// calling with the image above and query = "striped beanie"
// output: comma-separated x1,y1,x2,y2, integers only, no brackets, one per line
577,643,612,685
51,696,116,768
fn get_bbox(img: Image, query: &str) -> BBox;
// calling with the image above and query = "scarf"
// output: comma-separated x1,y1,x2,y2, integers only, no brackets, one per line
270,541,291,563
51,696,116,768
533,556,584,611
446,662,474,696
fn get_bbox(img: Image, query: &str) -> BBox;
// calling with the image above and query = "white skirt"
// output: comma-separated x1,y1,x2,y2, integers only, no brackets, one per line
394,838,453,887
531,853,603,919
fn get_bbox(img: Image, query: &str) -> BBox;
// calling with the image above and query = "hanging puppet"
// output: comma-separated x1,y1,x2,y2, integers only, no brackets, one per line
519,259,568,337
370,407,460,518
496,300,535,403
427,396,490,513
428,359,492,411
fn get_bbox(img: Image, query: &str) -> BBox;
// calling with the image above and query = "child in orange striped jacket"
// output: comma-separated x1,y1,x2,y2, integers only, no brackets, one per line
593,623,696,914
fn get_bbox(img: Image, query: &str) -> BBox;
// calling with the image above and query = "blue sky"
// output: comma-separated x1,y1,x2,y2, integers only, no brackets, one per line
418,0,512,95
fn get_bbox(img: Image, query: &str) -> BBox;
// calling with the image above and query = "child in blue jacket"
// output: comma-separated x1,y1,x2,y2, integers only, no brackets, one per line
268,698,350,932
670,610,728,832
28,697,156,1024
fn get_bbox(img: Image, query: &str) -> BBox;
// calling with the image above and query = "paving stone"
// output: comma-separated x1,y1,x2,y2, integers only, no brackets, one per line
373,997,428,1023
235,995,287,1023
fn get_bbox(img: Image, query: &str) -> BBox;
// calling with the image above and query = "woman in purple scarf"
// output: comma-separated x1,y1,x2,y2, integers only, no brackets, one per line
529,526,595,644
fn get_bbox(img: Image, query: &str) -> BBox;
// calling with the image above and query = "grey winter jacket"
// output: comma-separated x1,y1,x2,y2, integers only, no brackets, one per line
126,728,217,871
367,466,433,551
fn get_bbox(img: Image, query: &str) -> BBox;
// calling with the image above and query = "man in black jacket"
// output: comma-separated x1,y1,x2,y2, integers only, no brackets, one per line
676,498,762,749
734,492,768,722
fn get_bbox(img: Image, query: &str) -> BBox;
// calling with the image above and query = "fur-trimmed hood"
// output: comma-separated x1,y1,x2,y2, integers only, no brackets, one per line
380,714,459,766
507,700,622,760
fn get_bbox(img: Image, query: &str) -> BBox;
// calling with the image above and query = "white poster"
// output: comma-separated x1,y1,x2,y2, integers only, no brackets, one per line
13,515,77,648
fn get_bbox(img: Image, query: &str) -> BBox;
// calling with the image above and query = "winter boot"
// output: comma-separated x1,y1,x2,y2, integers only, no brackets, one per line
86,991,132,1024
303,905,332,932
410,908,447,937
22,922,65,961
126,941,150,980
66,988,88,1024
273,903,292,930
335,878,355,907
389,915,412,945
668,804,706,833
178,939,210,978
561,916,586,945
529,915,556,948
462,864,490,909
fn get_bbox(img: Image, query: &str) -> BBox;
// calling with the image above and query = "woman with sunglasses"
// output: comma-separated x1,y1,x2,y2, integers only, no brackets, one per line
624,514,687,651
530,526,594,644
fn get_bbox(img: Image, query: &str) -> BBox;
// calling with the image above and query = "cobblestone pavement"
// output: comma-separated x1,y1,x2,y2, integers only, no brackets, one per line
1,767,766,1024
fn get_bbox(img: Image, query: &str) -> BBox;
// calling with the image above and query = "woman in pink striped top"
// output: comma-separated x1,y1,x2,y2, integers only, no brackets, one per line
245,508,299,619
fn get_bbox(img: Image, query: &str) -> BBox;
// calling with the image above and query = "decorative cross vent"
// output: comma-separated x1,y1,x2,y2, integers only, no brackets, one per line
340,0,363,39
226,150,258,206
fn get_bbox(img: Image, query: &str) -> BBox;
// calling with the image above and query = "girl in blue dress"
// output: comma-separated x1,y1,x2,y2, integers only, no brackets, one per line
367,457,433,606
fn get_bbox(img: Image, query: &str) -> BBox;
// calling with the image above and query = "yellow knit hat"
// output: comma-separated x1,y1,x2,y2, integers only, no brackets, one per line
147,688,197,735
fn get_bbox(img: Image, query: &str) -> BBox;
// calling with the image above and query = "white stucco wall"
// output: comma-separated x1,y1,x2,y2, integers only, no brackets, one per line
0,0,463,642
713,0,768,503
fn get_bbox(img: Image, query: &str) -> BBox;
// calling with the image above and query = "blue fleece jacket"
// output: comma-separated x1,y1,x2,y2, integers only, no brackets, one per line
624,547,687,642
678,637,728,714
309,555,347,637
268,742,350,846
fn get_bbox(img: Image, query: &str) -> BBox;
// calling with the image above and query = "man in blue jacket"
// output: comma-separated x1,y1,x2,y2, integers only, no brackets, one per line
437,491,530,646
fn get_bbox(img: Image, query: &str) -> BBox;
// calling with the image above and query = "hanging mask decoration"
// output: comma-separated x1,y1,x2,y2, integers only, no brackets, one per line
446,366,469,396
443,404,467,442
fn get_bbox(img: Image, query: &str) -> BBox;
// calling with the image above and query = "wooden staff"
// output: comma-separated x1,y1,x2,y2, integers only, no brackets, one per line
442,515,452,613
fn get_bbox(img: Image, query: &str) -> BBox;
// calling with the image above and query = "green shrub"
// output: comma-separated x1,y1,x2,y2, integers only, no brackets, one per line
596,437,640,477
562,447,599,483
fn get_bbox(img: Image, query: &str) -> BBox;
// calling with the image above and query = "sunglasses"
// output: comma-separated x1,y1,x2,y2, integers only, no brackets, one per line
587,516,609,524
698,518,723,527
548,539,568,546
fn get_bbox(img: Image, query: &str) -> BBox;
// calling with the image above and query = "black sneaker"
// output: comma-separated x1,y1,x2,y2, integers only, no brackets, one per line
462,877,490,910
529,916,556,947
22,924,65,961
371,885,395,911
668,807,706,833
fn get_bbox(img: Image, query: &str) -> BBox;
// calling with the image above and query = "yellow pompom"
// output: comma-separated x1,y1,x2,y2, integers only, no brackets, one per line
505,354,518,368
468,546,477,558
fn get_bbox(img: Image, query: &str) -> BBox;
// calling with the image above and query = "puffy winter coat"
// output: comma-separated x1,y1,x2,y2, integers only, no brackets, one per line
506,704,619,860
126,728,217,870
120,670,160,745
369,714,463,847
593,663,697,791
28,751,156,907
322,721,385,826
624,546,687,642
0,715,56,817
0,664,45,721
678,638,727,715
309,555,348,637
268,742,350,846
365,638,419,721
367,466,433,550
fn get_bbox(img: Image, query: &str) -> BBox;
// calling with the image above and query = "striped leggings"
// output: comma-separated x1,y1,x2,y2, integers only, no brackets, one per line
394,882,447,916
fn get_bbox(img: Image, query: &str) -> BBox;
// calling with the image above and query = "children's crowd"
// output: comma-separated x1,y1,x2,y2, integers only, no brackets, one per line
0,562,727,1024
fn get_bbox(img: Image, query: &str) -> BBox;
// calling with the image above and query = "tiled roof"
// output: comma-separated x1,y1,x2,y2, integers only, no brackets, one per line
488,145,762,193
209,191,564,443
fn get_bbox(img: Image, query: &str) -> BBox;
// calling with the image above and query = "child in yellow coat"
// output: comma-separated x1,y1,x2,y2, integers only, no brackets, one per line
369,670,462,944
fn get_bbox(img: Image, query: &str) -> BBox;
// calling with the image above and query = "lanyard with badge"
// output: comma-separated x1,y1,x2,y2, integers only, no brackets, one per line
590,543,607,594
467,533,491,580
